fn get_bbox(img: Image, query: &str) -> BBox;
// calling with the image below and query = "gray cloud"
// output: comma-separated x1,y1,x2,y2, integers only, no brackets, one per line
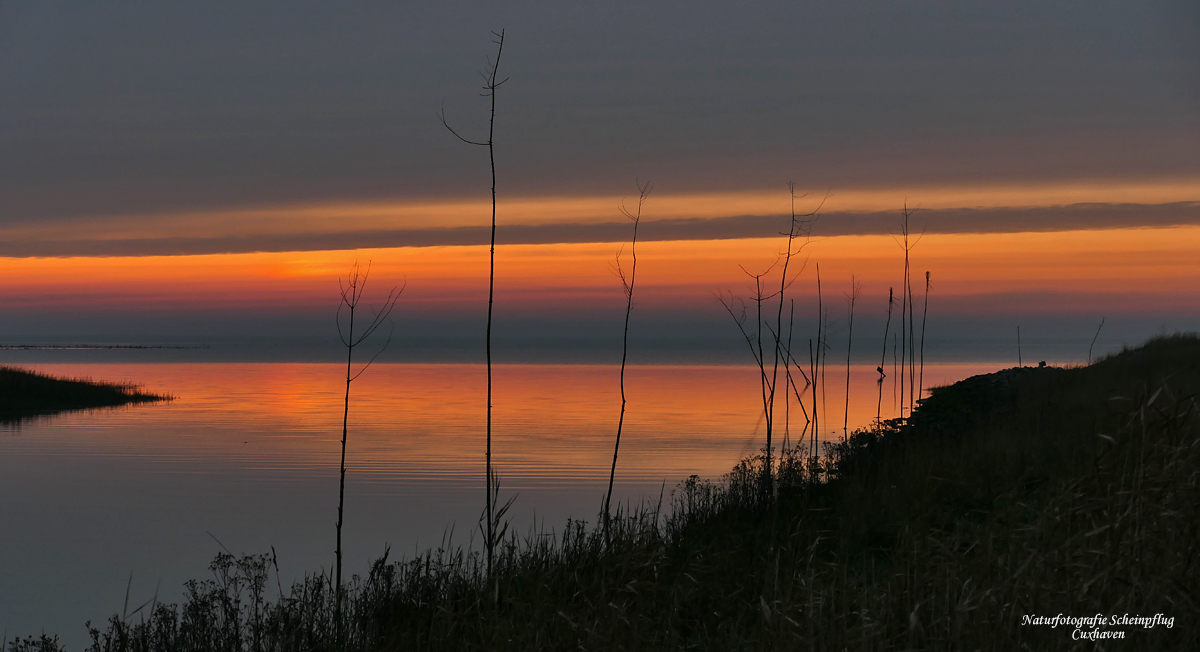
1,1,1197,226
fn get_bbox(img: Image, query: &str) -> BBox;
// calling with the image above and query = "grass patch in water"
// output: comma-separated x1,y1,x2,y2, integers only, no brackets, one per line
0,366,170,424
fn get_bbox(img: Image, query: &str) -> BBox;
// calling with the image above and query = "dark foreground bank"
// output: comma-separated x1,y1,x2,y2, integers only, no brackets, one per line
0,366,169,425
8,335,1199,650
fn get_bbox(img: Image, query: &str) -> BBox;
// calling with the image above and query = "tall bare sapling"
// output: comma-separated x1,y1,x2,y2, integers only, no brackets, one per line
334,262,401,633
768,185,814,481
876,287,893,424
604,180,652,532
1089,317,1105,365
439,29,507,577
918,271,930,404
843,277,861,441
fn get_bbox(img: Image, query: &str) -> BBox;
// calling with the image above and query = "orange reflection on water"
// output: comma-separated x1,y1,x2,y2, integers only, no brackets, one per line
21,361,1005,492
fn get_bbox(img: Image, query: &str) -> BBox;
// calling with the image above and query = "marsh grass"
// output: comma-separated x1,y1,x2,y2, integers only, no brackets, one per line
0,366,169,424
14,335,1200,651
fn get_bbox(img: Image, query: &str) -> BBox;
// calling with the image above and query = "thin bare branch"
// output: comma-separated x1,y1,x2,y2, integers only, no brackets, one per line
717,291,764,367
350,324,394,382
438,105,488,147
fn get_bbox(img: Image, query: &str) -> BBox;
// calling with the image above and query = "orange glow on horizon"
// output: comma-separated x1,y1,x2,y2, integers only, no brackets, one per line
2,225,1200,315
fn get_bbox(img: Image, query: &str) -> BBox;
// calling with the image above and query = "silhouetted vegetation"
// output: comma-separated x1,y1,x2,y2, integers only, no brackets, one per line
841,276,861,440
604,180,651,532
440,29,508,579
29,334,1194,650
334,261,401,633
917,270,930,402
718,185,818,484
0,366,168,425
894,207,922,419
876,287,893,423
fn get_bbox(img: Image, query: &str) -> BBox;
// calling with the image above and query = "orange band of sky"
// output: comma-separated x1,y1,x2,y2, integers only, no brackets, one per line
2,225,1199,317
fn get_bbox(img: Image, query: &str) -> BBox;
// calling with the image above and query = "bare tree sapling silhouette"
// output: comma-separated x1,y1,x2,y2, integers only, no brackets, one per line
894,206,923,418
604,180,652,534
843,276,861,441
1089,317,1105,365
769,185,815,482
439,29,507,578
334,261,401,634
812,263,824,461
918,271,931,405
876,287,893,424
718,184,816,489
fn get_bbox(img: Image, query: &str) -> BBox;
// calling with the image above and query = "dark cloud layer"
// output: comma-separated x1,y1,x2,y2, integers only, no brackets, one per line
1,1,1197,229
3,201,1196,258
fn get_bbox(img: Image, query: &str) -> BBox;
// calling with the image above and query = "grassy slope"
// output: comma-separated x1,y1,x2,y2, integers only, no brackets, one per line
21,335,1200,651
0,366,167,422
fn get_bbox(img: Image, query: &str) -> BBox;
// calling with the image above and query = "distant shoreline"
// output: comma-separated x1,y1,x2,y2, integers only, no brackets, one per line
0,344,208,350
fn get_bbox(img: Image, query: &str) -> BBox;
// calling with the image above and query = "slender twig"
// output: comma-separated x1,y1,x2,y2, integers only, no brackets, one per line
907,218,917,417
789,363,812,440
783,298,796,450
766,183,812,487
720,267,778,455
876,288,893,424
809,337,818,462
769,318,813,439
812,265,823,461
334,261,401,636
1089,317,1105,365
908,253,915,416
918,271,930,406
820,300,828,443
718,293,764,368
899,211,908,418
440,29,506,580
756,271,768,458
892,332,898,413
843,277,861,441
890,206,923,418
605,180,651,533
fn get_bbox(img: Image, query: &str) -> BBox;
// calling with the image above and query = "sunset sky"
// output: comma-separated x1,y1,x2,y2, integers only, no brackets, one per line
1,2,1198,363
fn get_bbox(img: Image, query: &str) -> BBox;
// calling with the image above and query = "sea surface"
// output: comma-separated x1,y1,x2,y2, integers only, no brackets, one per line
1,360,1002,647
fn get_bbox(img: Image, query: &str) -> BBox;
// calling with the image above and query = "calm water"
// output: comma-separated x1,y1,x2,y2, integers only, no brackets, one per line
1,361,1001,647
